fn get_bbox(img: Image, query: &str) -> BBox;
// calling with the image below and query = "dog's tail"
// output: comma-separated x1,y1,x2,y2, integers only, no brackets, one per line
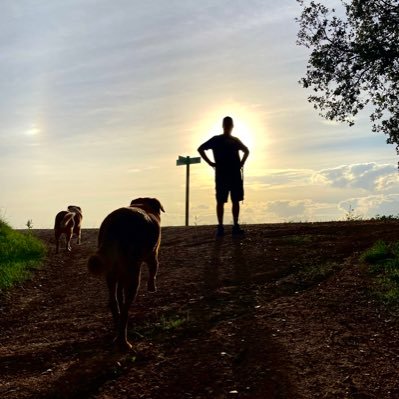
88,253,106,275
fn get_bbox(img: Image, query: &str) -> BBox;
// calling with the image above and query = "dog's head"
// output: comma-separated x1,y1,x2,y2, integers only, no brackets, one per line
68,205,82,214
130,198,165,216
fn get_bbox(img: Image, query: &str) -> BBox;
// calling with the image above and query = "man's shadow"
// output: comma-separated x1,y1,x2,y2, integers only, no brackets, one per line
203,238,223,295
203,236,252,293
232,237,252,286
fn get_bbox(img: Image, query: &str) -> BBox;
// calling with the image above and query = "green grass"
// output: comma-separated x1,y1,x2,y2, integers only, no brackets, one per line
360,240,399,304
159,314,188,331
297,261,338,285
0,218,46,291
360,240,393,264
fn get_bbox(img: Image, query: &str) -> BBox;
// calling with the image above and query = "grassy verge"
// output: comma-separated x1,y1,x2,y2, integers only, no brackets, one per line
297,261,339,285
360,240,399,304
0,218,46,291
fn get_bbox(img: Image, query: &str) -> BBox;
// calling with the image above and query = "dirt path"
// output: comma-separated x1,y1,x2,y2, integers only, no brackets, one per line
1,222,399,398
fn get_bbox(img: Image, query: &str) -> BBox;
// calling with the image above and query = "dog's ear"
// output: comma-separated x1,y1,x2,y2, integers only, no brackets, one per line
68,205,81,209
68,205,82,213
148,198,165,213
130,198,143,207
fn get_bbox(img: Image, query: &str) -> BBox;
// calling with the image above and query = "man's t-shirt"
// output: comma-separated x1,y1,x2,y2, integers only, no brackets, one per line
200,134,247,173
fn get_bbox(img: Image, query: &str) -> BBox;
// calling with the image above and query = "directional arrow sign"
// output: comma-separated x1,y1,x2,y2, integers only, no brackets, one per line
189,157,201,164
176,156,201,166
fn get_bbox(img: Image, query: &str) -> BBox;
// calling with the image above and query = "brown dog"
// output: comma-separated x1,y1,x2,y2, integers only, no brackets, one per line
87,197,164,351
54,206,83,253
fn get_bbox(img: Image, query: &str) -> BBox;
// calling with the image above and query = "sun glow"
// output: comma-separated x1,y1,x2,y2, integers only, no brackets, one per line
25,125,41,136
193,103,267,173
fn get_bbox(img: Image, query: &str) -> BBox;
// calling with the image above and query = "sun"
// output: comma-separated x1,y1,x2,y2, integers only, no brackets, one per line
25,125,41,136
193,103,266,167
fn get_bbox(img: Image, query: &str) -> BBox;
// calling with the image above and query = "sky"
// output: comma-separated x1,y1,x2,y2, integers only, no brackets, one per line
1,0,398,228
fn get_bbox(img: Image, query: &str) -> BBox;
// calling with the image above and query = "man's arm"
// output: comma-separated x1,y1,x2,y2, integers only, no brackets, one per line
240,147,249,168
238,141,250,168
198,139,216,168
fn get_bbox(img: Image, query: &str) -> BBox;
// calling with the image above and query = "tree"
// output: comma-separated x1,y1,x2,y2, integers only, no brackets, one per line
297,0,399,156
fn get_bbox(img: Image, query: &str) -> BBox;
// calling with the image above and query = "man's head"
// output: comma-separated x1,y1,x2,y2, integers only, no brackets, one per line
222,116,234,135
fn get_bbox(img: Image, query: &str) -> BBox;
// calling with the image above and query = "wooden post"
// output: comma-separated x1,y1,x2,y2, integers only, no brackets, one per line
176,155,201,226
186,157,190,226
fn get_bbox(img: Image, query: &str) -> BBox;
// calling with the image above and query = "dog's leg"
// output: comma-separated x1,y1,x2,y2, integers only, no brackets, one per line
106,273,119,329
66,230,72,251
117,281,124,308
147,252,159,293
116,266,141,351
77,228,81,245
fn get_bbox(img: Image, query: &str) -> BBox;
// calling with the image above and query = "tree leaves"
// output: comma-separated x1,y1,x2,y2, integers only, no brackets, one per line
297,0,399,154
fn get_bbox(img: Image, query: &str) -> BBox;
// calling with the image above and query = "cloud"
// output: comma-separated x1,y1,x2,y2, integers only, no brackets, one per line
245,169,313,188
263,199,339,221
375,173,399,191
339,194,399,217
313,163,397,191
265,199,308,218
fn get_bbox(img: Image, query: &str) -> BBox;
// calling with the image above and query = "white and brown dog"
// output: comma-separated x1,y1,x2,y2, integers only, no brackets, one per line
54,205,83,253
88,197,164,351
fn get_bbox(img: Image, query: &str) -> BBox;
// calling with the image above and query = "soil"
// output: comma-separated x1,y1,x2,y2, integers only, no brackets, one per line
1,222,399,399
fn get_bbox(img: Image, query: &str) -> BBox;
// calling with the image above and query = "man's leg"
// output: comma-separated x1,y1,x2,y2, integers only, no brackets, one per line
215,174,228,237
232,171,245,235
217,202,224,225
232,201,240,225
216,202,225,237
232,201,244,235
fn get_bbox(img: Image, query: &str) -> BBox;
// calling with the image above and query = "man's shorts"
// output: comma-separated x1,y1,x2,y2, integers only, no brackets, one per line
215,169,244,203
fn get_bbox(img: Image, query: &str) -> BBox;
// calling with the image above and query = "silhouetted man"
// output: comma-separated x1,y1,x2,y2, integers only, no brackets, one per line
198,116,250,237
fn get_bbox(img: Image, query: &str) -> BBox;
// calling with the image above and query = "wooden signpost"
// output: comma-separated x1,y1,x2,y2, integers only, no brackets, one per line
176,155,201,226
